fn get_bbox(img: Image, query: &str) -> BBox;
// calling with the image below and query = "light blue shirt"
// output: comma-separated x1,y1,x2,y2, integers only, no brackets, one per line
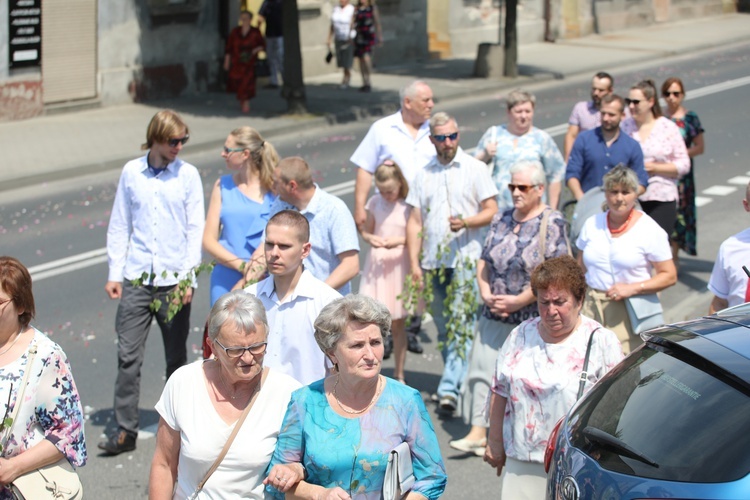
268,185,360,295
106,154,205,285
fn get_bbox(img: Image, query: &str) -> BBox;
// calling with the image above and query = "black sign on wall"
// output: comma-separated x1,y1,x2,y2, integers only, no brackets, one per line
9,0,41,68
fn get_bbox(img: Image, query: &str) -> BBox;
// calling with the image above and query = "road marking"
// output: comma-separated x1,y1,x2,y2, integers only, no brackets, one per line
728,176,750,185
703,185,737,196
27,75,750,282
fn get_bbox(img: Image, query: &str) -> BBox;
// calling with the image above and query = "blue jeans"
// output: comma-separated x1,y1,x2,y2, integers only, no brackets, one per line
430,266,478,399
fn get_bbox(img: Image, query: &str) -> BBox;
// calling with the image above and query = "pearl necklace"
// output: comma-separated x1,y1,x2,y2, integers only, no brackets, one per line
607,209,634,235
333,375,381,415
0,329,23,357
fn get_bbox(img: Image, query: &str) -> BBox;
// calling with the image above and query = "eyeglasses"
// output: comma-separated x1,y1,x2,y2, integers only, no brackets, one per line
222,146,247,155
508,184,538,193
167,135,190,147
663,91,682,97
432,132,459,142
624,98,642,106
213,338,267,358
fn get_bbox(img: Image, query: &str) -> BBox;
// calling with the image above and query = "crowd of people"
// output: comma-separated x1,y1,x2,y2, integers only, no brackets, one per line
0,67,726,499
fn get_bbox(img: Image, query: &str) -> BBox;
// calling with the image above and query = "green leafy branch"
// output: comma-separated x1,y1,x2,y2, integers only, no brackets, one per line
0,384,14,453
130,261,216,322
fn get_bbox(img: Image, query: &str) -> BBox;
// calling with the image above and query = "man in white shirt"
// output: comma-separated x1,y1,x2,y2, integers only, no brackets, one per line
244,210,341,384
708,182,750,313
100,110,205,455
406,111,499,413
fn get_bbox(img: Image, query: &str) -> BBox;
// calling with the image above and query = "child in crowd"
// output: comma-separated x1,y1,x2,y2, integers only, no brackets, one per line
359,160,411,383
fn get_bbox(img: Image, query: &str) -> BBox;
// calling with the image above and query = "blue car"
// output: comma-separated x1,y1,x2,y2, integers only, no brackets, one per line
546,304,750,499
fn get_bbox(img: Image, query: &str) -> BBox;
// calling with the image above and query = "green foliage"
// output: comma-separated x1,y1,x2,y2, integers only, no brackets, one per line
130,262,216,322
0,384,13,453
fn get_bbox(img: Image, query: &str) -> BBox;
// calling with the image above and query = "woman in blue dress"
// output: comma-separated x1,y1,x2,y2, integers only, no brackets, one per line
264,295,447,499
203,126,279,305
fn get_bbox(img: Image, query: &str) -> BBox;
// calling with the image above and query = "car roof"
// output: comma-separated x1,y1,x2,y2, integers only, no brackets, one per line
645,305,750,385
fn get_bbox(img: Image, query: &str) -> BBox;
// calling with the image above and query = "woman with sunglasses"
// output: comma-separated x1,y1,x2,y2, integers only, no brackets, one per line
450,161,570,457
475,89,566,213
621,80,690,236
203,127,279,307
662,77,705,268
150,291,301,499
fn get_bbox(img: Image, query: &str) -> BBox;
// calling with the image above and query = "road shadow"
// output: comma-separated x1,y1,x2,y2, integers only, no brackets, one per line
677,257,715,290
88,407,161,456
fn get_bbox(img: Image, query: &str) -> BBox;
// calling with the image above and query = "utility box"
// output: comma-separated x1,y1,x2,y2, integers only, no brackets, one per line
474,42,504,78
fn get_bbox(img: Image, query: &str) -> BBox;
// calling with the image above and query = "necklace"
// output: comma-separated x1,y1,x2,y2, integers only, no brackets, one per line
333,375,381,415
0,329,23,357
607,209,634,235
218,364,262,401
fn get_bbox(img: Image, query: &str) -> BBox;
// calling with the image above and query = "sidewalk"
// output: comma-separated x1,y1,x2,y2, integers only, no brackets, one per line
1,13,748,191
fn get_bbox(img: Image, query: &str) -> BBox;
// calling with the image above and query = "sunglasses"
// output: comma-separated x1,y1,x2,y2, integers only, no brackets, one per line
432,132,459,142
223,146,247,154
168,135,190,147
508,184,538,193
624,98,642,106
213,338,268,358
663,91,682,97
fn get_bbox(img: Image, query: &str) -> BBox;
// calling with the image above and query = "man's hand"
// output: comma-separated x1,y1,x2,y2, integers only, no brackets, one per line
448,216,466,233
105,281,122,300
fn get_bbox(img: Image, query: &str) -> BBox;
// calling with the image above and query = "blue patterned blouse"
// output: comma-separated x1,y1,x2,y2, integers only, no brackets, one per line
266,377,447,499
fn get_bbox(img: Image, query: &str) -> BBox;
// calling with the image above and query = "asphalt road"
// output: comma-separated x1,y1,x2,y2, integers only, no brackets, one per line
1,42,750,498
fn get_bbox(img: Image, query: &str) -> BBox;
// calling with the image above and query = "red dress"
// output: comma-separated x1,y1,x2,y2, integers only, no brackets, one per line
225,26,265,101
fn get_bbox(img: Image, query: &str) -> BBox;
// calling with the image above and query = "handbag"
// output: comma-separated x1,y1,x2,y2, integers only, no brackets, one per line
625,294,664,334
3,345,83,500
383,442,415,500
254,58,271,78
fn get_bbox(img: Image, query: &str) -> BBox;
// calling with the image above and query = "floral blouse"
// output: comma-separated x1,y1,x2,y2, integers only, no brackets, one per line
475,125,566,213
620,116,690,203
481,208,570,324
491,316,623,463
0,329,86,497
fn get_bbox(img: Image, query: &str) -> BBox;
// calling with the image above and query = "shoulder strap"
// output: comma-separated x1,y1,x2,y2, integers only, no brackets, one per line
577,327,599,400
1,344,38,452
196,368,267,491
538,207,551,261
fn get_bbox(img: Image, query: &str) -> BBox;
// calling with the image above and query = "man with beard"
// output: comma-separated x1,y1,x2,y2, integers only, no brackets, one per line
406,112,498,414
566,94,648,201
564,72,615,161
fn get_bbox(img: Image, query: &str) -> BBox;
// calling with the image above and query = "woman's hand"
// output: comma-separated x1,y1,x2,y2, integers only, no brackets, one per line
483,439,506,477
484,142,498,159
605,282,638,301
0,457,21,485
263,463,305,493
363,233,386,248
319,487,352,499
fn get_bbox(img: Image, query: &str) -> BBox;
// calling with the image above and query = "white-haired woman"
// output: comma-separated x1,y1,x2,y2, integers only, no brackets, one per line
265,295,447,499
450,161,570,456
475,89,566,212
149,291,301,499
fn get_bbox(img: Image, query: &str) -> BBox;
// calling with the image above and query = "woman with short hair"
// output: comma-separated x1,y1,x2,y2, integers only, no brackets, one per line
484,256,623,499
265,295,447,499
328,0,356,89
577,165,677,353
149,291,301,499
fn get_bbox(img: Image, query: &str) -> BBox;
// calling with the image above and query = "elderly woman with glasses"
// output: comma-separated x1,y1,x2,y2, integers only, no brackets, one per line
475,89,566,212
264,295,447,499
450,161,571,457
150,291,301,499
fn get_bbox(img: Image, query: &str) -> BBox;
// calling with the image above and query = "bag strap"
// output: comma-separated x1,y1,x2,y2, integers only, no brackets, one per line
1,344,38,452
538,207,551,261
577,328,599,400
195,368,266,491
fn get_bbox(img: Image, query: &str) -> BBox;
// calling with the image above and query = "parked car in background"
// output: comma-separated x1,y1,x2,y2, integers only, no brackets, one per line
545,303,750,499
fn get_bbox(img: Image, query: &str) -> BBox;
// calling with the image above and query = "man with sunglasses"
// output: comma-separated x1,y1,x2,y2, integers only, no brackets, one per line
243,210,341,385
564,72,615,161
101,110,204,455
566,94,648,201
406,112,498,414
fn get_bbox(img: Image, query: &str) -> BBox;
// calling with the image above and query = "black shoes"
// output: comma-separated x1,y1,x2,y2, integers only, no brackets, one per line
407,333,423,354
98,429,137,455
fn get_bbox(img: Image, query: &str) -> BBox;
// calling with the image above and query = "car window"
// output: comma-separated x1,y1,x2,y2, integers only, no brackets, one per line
568,346,750,483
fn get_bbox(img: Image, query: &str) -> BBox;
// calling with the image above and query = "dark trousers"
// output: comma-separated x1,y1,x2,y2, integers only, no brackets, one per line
114,281,191,433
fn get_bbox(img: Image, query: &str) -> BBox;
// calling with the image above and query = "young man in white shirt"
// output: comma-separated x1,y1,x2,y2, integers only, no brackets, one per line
100,110,205,455
244,210,341,385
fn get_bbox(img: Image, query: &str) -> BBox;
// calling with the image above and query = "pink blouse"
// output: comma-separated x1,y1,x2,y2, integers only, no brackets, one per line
621,116,690,202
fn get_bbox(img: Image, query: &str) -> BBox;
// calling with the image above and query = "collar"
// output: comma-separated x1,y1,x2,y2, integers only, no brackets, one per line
430,147,466,170
140,154,180,176
299,185,323,215
257,269,317,302
393,110,431,142
595,127,621,144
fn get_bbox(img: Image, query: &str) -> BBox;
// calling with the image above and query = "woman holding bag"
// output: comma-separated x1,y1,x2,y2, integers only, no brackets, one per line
576,166,677,353
0,256,86,498
149,291,301,499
